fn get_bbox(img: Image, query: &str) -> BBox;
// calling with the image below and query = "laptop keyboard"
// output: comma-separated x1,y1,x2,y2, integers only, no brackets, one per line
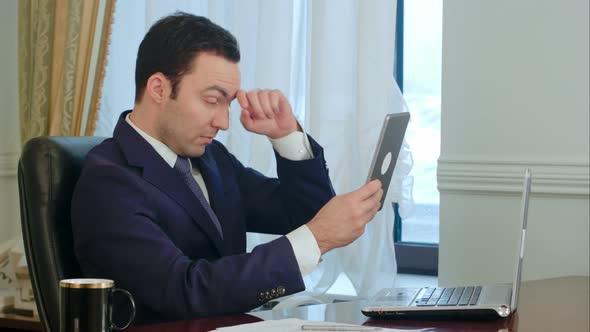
415,286,482,306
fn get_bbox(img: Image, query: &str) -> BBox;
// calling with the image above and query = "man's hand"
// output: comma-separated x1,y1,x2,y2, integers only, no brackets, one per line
307,180,384,254
236,89,299,139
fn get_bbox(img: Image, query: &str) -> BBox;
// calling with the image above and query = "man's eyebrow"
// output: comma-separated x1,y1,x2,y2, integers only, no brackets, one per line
204,85,236,100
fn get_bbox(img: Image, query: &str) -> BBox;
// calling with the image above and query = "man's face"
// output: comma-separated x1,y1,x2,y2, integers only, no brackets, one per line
157,52,240,157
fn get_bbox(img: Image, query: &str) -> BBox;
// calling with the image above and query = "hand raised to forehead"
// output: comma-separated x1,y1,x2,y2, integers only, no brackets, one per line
237,89,299,139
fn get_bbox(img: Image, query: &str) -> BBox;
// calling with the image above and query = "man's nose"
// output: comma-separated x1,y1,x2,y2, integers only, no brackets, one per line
212,108,229,131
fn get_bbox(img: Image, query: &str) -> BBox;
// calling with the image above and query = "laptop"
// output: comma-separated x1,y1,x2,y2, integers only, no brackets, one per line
366,112,410,210
362,168,532,319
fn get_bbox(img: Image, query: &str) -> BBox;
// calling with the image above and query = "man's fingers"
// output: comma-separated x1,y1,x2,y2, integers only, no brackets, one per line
269,90,281,113
258,90,274,119
246,89,265,120
341,180,381,217
372,188,384,211
237,89,249,109
354,180,382,201
358,188,384,217
240,109,254,128
357,189,382,227
278,93,292,114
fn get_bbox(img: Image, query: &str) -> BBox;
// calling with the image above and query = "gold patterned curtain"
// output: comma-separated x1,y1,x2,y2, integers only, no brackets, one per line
18,0,115,144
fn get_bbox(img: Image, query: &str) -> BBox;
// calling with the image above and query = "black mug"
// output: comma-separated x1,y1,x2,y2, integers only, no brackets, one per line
59,278,135,332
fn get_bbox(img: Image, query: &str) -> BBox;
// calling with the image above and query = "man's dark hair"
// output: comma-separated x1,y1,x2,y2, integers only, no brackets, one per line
134,12,240,102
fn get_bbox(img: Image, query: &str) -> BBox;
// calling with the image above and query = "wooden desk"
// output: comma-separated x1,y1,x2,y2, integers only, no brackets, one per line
127,276,589,332
0,313,41,332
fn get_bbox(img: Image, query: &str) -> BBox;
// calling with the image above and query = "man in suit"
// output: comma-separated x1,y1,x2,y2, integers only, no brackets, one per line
71,13,382,323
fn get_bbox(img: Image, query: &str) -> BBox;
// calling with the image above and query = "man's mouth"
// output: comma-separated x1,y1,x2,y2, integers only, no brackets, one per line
201,136,214,144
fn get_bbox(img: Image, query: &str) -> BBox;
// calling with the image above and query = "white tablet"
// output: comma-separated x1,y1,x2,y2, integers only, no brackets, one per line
366,112,410,210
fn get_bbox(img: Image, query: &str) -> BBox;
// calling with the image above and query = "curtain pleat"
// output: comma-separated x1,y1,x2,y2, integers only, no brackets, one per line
18,0,115,145
85,0,115,136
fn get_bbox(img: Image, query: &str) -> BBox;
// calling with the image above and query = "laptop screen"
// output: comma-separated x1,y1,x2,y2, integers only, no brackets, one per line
510,168,532,311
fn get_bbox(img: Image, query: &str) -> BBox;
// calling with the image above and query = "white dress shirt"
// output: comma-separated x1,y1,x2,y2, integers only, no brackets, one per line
125,114,321,276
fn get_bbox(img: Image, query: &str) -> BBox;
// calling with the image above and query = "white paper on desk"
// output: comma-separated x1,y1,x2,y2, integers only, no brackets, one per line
214,318,403,332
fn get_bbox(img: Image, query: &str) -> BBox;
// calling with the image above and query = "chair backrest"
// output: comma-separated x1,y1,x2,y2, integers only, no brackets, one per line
18,136,105,332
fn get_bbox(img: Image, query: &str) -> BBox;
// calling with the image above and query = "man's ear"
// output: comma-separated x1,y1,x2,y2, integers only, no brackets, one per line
145,73,171,103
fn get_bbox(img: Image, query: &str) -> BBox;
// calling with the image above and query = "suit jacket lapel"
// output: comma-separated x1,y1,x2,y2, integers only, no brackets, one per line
113,111,227,256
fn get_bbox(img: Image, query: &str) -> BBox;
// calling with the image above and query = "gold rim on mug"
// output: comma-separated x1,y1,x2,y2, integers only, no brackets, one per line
60,278,114,289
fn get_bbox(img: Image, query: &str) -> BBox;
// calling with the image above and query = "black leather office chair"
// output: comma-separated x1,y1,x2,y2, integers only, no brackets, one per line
18,136,105,332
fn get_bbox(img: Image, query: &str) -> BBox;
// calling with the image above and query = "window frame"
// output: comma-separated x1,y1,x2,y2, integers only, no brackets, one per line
393,0,439,276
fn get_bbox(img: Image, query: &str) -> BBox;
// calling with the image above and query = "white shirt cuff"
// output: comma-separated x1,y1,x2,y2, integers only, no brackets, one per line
285,225,321,276
269,130,314,161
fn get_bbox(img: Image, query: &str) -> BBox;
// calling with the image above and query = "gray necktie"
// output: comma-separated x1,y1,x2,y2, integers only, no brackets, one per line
174,157,223,238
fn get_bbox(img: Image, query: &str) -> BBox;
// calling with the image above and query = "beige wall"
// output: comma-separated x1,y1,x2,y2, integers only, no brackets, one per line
0,0,21,243
439,0,589,285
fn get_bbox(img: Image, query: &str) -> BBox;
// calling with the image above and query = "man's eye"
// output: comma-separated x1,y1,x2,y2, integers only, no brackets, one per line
205,98,219,105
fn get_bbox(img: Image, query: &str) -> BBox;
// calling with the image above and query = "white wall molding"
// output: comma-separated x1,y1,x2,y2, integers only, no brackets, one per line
0,152,19,177
438,156,590,197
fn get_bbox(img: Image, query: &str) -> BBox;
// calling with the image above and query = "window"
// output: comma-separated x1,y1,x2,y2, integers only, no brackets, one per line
394,0,442,275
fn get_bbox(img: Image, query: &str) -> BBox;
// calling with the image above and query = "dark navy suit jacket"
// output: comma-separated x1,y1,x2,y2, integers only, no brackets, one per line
71,111,335,323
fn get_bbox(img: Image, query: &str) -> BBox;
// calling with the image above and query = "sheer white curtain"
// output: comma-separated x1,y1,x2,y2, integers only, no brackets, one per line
95,0,413,299
305,0,413,297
